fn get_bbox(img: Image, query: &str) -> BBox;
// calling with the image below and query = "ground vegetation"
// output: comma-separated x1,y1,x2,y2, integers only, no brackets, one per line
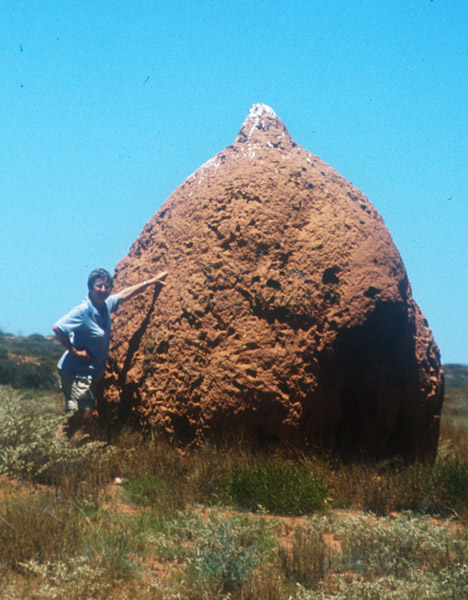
0,332,61,390
0,365,467,599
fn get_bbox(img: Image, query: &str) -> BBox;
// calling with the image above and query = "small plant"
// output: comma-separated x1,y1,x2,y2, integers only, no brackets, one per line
124,474,186,514
189,521,260,591
20,557,113,600
336,512,466,579
435,456,468,514
438,562,468,599
222,457,328,515
124,475,165,506
278,525,330,588
0,388,113,498
184,511,272,596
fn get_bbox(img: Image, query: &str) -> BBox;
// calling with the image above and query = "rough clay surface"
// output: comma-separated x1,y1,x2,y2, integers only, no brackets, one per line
103,104,443,459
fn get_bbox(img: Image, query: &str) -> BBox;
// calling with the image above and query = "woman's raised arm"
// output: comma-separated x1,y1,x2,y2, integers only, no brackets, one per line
117,271,168,302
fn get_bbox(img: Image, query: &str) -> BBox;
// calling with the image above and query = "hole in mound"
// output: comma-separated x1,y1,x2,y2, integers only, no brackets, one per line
266,279,282,290
322,267,341,285
364,286,381,299
172,414,196,445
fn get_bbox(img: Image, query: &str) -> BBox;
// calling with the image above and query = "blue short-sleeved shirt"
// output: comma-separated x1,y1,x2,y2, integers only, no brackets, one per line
55,294,121,379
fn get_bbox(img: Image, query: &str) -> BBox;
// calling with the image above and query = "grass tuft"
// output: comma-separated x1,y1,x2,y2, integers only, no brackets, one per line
278,525,331,587
124,474,187,515
221,457,328,515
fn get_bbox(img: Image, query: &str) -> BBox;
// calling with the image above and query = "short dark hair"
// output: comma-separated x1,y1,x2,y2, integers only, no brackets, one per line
88,268,113,291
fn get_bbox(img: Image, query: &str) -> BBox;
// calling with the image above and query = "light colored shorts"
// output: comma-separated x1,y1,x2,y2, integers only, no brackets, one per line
58,370,99,413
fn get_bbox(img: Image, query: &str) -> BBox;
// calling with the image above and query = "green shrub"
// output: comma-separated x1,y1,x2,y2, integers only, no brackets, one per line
188,520,261,592
0,332,62,362
124,474,186,514
20,557,114,600
184,511,272,596
437,562,468,599
0,359,58,389
0,388,113,498
124,475,165,506
222,458,328,515
435,457,468,513
336,512,466,579
0,332,62,390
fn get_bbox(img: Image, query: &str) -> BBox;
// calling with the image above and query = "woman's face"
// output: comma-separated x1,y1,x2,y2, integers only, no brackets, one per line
89,277,112,307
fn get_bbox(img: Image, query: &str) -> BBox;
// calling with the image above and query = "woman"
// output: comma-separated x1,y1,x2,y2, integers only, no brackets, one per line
53,267,167,442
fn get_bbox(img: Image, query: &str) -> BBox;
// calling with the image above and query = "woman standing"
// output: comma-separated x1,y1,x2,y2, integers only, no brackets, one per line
53,267,167,443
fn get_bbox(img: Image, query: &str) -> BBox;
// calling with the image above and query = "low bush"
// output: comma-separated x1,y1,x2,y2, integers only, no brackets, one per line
221,457,328,515
336,513,458,578
186,517,263,594
434,456,468,515
0,388,114,498
0,358,58,389
0,331,62,362
0,333,61,390
124,474,187,515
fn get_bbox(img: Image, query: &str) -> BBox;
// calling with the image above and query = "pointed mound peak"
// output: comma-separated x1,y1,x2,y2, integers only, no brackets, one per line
249,103,277,118
235,103,294,148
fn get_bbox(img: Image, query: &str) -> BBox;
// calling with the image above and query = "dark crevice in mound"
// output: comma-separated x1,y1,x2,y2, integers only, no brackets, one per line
119,285,163,389
172,414,196,445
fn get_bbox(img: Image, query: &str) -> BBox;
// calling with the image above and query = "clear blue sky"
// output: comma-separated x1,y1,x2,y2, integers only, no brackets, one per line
1,0,467,365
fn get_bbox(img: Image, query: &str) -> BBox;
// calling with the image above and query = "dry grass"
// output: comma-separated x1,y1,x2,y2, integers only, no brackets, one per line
2,382,468,599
